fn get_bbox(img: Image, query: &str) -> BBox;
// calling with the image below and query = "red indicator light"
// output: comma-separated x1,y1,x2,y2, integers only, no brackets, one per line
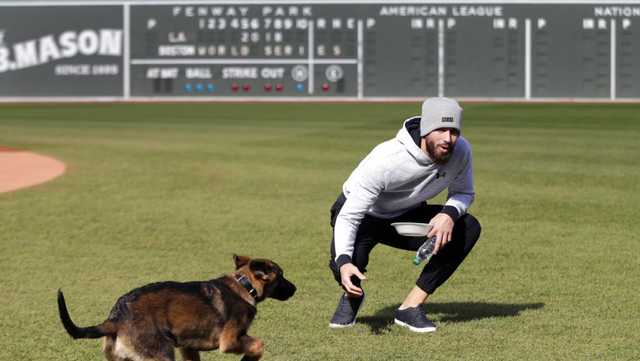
242,84,251,92
275,83,284,92
231,83,240,92
322,83,330,92
264,84,273,92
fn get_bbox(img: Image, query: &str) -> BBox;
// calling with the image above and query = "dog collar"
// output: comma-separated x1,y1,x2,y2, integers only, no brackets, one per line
234,274,258,299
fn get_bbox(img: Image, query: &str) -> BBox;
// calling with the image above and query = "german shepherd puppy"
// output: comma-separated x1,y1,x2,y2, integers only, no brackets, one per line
57,255,296,361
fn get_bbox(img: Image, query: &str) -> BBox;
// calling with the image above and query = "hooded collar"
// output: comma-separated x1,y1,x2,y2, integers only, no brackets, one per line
396,116,434,165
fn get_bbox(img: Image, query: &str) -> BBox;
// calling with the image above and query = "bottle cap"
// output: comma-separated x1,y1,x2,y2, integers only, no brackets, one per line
412,256,421,265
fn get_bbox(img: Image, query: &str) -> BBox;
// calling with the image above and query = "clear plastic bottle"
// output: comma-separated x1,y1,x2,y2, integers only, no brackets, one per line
413,236,437,265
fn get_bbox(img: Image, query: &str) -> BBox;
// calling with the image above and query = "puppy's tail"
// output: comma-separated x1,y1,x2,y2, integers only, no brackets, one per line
57,289,117,339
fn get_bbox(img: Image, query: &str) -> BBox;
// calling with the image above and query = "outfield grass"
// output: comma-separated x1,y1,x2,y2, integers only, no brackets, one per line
0,102,639,361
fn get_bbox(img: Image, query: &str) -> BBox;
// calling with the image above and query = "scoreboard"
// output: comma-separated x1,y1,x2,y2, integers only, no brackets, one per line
1,1,640,100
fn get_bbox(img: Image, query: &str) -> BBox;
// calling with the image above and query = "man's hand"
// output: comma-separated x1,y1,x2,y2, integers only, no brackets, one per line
339,263,366,297
428,213,455,255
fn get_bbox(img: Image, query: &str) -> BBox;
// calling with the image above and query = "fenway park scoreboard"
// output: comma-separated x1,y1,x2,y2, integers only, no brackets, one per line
1,1,640,100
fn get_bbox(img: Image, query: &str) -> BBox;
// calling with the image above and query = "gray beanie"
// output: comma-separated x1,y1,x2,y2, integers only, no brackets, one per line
419,97,463,137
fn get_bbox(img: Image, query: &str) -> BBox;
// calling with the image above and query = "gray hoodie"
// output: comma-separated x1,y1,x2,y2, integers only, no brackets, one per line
333,117,475,262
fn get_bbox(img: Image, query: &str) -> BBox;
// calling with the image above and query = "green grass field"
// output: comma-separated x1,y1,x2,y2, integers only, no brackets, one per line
1,102,639,361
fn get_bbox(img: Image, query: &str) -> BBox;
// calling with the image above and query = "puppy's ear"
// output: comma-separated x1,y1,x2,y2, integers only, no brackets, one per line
234,255,251,269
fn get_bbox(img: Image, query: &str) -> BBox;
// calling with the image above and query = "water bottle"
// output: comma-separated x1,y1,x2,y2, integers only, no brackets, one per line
413,236,437,265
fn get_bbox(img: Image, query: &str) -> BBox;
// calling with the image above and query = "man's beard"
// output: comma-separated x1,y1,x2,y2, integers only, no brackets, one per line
427,140,455,164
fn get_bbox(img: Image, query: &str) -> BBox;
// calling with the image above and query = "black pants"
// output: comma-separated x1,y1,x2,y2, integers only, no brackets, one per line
329,193,481,294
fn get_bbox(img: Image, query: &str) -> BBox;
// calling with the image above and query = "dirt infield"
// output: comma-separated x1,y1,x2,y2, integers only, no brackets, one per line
0,148,66,193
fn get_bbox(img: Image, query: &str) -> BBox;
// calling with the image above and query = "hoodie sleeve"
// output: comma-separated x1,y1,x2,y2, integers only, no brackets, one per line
444,139,475,219
333,161,387,268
